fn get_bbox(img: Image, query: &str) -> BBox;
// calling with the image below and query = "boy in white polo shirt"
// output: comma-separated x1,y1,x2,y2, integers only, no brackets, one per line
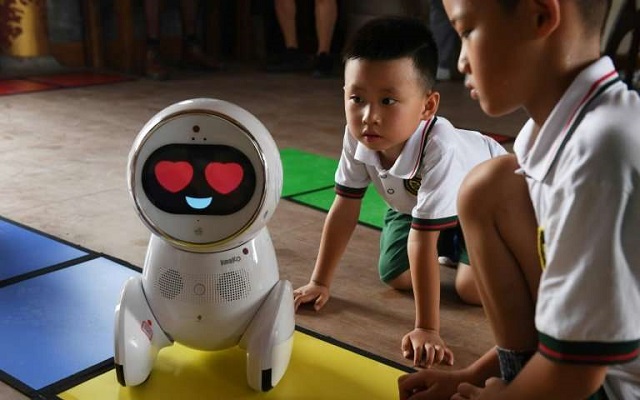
399,0,640,399
292,16,506,368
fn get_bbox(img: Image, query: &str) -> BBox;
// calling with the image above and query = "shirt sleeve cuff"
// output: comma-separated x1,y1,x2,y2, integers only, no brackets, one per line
411,216,458,231
335,183,366,199
538,331,640,365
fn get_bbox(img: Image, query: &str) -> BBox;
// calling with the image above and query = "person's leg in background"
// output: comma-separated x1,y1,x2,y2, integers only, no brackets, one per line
268,0,308,72
144,0,170,80
428,0,461,81
312,0,337,77
275,0,299,50
179,0,222,69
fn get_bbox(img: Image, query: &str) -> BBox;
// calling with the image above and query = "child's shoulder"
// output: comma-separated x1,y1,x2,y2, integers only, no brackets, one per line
579,87,640,150
557,84,640,184
429,116,504,155
579,79,640,136
417,117,506,177
431,116,483,139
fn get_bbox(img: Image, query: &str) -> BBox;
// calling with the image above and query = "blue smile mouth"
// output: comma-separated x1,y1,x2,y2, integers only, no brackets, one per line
185,196,212,209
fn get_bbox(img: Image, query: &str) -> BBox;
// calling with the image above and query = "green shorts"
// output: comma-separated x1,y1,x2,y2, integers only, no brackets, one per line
378,208,469,283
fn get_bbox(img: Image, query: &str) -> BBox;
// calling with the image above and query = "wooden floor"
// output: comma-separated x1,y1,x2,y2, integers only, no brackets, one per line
0,63,528,399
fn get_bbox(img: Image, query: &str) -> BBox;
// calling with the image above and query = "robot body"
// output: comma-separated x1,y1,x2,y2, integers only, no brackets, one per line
141,229,279,350
114,99,294,391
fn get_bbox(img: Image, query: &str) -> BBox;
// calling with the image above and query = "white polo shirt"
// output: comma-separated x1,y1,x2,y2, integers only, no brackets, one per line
335,116,506,230
513,57,640,399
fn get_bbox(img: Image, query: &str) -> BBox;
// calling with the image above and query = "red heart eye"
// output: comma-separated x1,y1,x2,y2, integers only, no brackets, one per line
155,161,193,193
205,162,244,194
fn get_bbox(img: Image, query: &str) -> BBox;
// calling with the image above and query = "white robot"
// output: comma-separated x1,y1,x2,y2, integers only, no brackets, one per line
114,98,295,391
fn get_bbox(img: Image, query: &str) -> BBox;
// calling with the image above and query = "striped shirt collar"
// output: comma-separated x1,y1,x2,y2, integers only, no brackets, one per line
513,57,621,181
353,117,434,179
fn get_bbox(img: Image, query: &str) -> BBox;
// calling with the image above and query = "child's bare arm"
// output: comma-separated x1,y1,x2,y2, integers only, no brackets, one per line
401,229,453,367
293,195,361,311
454,353,608,400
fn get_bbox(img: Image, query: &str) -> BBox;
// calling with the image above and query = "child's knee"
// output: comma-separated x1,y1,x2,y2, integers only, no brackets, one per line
455,264,482,306
458,154,520,217
384,270,412,291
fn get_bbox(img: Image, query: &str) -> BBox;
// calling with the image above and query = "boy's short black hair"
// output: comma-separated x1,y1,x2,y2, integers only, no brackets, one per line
497,0,612,35
342,16,439,90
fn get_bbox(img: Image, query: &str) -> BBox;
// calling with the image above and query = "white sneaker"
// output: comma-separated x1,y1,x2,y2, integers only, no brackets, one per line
438,256,458,267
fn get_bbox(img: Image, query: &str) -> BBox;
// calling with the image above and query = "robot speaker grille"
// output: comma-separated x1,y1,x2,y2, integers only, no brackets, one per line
158,269,184,299
216,271,250,302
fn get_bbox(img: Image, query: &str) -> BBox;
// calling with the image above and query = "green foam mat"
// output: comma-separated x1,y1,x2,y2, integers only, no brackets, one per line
281,148,387,230
279,148,338,197
290,187,387,230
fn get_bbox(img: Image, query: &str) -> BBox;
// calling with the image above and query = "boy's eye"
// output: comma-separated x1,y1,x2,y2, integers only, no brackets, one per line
382,98,397,105
349,95,363,104
460,29,472,39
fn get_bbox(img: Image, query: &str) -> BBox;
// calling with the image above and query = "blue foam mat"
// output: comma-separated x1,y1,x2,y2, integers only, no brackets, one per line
0,219,88,281
0,257,139,390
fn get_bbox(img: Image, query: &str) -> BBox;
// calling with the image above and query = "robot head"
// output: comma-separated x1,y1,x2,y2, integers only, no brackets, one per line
128,99,282,252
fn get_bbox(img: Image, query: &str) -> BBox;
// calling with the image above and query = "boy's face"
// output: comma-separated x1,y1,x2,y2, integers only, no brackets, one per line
443,0,536,117
343,57,437,163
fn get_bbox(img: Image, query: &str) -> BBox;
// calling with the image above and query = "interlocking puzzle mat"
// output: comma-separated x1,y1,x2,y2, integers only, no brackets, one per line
0,217,413,399
59,327,412,400
0,218,88,282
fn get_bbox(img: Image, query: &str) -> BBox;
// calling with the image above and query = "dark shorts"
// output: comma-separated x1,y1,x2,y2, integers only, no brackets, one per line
378,209,469,283
589,388,609,400
496,348,608,399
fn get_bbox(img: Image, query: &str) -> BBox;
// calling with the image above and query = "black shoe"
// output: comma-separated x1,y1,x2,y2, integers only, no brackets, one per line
266,48,309,73
312,52,333,78
182,43,223,70
145,48,170,81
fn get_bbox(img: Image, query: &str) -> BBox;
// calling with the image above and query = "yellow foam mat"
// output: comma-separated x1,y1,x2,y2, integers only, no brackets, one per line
59,330,409,400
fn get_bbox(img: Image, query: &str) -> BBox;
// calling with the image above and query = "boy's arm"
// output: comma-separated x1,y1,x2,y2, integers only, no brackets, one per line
402,228,452,367
293,195,362,310
455,353,608,400
311,195,361,286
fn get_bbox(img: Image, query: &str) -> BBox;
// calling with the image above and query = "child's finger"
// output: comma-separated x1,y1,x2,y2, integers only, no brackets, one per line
293,296,304,311
401,336,413,359
443,347,455,366
293,292,315,311
314,294,327,310
456,382,480,398
413,343,425,367
434,344,445,365
424,345,436,367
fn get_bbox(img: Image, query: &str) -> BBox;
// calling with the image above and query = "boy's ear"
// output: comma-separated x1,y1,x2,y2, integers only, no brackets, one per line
421,91,440,120
530,0,561,38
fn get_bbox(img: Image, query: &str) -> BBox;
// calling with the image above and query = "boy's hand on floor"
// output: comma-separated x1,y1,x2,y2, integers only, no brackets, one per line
452,378,506,400
293,281,330,312
398,368,467,400
401,328,454,368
